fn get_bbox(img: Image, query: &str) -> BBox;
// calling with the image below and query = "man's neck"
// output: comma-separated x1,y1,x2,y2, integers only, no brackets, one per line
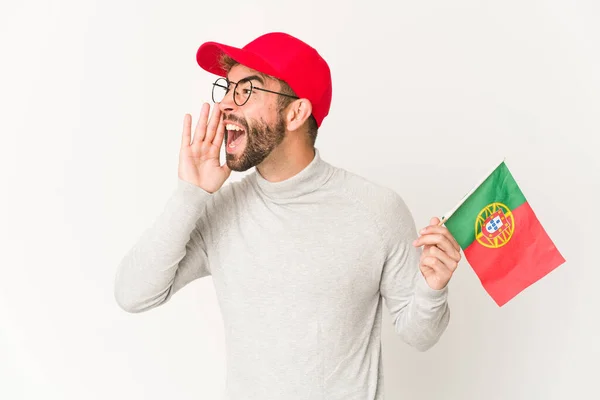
256,144,316,183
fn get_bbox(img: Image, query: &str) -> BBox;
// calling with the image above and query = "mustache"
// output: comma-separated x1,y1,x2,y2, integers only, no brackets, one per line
222,113,248,131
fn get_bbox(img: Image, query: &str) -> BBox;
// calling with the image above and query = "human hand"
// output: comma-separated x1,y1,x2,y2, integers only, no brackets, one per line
178,102,231,193
412,217,462,290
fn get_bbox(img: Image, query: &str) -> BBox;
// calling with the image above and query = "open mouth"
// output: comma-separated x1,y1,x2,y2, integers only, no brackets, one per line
225,123,246,152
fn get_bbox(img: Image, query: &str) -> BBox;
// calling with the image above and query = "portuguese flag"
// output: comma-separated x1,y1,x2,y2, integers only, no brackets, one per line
443,161,565,307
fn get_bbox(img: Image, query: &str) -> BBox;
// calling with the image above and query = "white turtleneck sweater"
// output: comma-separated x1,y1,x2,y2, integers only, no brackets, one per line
114,148,450,400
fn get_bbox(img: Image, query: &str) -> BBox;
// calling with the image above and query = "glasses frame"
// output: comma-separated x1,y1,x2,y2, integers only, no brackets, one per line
211,77,299,106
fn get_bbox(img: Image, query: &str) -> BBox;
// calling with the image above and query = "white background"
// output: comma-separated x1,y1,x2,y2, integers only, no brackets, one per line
1,0,598,399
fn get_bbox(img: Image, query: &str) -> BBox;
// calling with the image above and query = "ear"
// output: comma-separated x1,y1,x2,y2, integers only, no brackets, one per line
284,99,313,132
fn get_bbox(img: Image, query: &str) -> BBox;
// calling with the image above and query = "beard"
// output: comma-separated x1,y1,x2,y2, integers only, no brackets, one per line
224,112,286,172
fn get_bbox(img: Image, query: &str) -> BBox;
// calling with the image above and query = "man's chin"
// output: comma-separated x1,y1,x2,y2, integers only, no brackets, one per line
225,153,253,172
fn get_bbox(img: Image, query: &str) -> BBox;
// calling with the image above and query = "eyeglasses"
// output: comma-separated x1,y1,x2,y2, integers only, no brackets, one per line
211,77,299,106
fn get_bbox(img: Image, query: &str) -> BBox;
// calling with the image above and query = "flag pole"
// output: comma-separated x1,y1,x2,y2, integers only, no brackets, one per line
438,157,506,226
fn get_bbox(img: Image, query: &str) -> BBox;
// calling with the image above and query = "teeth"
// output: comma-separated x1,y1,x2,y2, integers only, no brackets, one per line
226,123,243,131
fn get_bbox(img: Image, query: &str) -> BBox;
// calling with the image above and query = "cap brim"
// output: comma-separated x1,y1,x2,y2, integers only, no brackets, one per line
196,41,280,78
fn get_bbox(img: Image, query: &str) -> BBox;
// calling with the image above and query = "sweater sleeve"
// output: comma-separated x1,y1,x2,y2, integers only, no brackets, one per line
114,178,213,313
378,191,450,351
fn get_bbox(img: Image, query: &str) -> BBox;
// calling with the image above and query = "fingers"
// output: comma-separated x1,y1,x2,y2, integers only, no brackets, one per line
420,255,454,279
427,245,459,272
417,217,459,289
212,116,226,147
217,117,231,176
204,102,222,144
181,114,192,148
418,224,461,253
414,233,461,261
191,103,210,145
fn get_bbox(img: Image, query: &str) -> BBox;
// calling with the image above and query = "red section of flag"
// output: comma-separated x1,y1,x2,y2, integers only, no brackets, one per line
463,202,565,306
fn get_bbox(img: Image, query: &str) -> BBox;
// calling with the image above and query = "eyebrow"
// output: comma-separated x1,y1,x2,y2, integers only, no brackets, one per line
228,74,266,86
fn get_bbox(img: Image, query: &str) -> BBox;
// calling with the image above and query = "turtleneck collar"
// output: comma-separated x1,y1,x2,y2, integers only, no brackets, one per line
252,148,335,201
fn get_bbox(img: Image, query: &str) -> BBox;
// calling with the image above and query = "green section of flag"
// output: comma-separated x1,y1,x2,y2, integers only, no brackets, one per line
444,162,527,249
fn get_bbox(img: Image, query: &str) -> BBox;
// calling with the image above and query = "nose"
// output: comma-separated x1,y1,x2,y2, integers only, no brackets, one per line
218,87,237,113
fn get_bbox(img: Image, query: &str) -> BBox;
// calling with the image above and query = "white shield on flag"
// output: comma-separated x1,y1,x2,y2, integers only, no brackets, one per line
486,216,503,234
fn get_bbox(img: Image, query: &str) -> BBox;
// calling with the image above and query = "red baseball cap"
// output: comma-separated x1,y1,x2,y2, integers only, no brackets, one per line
196,32,332,128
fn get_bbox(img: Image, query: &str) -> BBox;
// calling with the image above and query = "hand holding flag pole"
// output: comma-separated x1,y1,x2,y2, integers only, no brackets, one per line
410,160,508,291
412,216,462,291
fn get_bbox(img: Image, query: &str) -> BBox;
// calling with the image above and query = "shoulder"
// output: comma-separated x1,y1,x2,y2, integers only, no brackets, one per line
207,173,255,210
197,174,256,242
334,167,417,236
336,168,411,215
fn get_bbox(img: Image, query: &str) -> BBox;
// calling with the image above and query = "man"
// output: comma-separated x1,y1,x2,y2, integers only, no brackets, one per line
114,32,461,400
